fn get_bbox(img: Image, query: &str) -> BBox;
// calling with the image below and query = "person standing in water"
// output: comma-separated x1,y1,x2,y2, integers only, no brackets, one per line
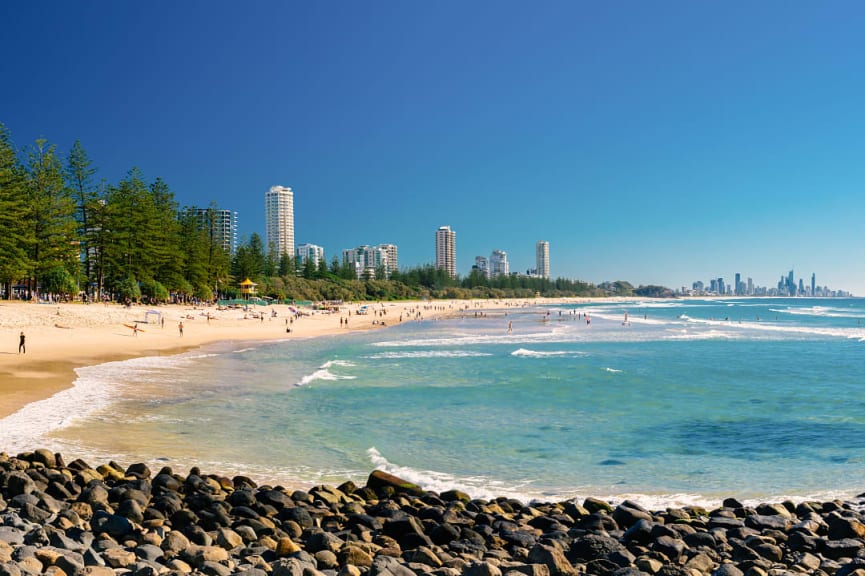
507,320,513,334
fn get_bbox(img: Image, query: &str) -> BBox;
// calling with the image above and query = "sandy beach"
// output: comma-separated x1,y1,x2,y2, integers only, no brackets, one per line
0,297,597,420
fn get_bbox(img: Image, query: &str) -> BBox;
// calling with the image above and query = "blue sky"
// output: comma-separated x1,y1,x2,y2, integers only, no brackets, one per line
3,1,864,294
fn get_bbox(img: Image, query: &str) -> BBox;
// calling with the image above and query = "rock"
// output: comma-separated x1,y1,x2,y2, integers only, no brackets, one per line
613,504,653,528
652,535,685,562
366,470,425,496
711,565,744,576
824,538,864,560
583,497,614,514
828,516,865,540
275,536,301,557
528,544,578,576
32,449,57,469
441,490,472,503
569,534,624,562
402,545,442,567
338,545,374,567
103,547,137,568
464,561,503,576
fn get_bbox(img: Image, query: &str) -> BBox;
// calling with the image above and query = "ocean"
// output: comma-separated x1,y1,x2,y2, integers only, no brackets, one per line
4,297,865,508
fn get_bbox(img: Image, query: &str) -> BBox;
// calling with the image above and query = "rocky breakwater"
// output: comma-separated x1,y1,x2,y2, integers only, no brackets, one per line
3,452,865,576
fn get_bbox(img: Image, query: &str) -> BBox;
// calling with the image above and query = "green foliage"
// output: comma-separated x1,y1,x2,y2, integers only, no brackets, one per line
140,278,169,301
41,266,78,295
0,124,30,290
114,276,142,301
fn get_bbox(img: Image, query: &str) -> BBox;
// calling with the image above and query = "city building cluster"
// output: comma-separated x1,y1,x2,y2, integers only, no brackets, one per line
190,185,398,279
192,195,848,297
435,225,551,280
684,269,850,297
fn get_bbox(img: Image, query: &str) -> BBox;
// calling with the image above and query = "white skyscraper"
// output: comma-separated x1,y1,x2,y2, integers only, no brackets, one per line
490,249,509,278
435,225,456,278
536,240,550,279
265,186,294,259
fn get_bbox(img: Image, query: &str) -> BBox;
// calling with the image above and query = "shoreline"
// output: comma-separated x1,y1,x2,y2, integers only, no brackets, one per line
0,297,613,420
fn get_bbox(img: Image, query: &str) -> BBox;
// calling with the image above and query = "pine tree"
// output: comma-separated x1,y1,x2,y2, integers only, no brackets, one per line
24,139,78,299
0,124,29,297
65,140,98,294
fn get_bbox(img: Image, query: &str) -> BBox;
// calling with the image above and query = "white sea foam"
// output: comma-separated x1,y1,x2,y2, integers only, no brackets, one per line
367,350,493,359
510,349,582,358
769,306,865,319
367,447,535,502
603,367,623,373
665,329,739,341
321,360,356,368
372,327,574,348
296,361,357,386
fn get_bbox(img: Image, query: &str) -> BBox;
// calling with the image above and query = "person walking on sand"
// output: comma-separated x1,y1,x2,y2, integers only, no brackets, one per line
178,321,184,337
18,331,25,354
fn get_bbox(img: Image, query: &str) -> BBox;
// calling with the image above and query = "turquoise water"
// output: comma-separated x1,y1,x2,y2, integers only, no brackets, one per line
4,298,865,507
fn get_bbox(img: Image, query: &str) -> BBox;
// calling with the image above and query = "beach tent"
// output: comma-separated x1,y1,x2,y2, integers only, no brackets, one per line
145,310,162,324
239,278,258,299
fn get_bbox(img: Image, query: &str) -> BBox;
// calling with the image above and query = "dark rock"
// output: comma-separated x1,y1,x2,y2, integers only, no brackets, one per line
828,516,865,540
366,470,424,497
569,534,624,562
652,536,685,562
613,505,653,528
743,514,789,532
823,538,864,560
623,519,654,545
711,565,744,576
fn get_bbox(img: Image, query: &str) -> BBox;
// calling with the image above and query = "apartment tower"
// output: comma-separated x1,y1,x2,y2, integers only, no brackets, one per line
265,186,295,258
435,225,456,278
190,207,238,255
536,240,550,279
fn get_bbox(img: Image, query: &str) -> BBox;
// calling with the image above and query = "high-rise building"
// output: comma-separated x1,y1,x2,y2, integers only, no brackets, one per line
265,186,295,259
536,240,550,279
811,273,816,297
734,273,742,296
473,256,489,278
490,250,509,278
296,243,325,268
190,207,238,255
376,244,399,276
435,225,456,278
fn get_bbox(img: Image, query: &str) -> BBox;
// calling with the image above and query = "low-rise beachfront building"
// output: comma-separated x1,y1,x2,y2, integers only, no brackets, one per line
377,244,399,276
296,243,325,268
342,245,392,279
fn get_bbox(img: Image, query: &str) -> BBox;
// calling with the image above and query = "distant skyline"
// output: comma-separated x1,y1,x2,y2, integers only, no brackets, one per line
3,2,864,294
